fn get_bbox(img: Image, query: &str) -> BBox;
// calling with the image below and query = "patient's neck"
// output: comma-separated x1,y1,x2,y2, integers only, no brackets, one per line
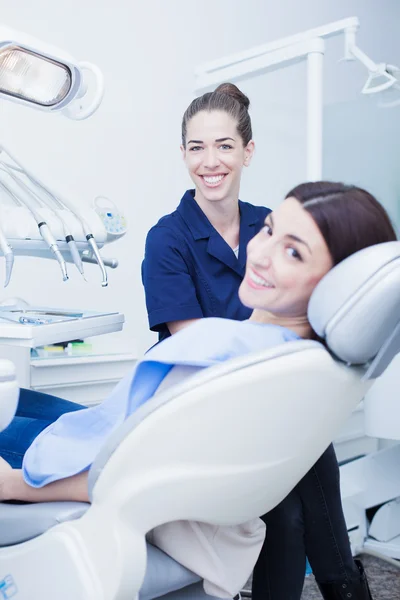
249,309,312,339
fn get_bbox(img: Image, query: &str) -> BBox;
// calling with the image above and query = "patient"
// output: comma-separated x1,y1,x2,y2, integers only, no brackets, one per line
0,181,396,598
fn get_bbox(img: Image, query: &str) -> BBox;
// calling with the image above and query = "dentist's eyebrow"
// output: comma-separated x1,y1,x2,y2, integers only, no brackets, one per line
187,137,235,144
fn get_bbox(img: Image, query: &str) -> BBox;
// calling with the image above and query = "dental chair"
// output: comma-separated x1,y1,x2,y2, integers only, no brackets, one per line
0,241,398,600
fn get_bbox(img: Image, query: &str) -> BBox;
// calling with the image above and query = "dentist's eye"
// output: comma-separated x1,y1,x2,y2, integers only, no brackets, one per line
286,247,302,261
189,146,203,152
219,144,233,150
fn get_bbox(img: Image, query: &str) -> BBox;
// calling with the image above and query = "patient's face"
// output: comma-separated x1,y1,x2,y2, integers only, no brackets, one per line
239,197,333,317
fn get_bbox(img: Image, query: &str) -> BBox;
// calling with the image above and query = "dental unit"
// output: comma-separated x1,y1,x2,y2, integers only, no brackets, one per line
0,22,123,289
0,145,120,287
0,24,126,361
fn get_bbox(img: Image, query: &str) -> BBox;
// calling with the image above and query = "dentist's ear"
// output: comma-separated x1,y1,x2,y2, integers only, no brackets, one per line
244,140,255,167
180,144,186,161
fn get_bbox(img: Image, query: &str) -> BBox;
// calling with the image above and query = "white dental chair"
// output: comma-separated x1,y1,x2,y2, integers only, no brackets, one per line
0,242,398,600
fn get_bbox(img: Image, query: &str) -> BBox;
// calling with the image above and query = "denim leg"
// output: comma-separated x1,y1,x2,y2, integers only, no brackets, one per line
0,389,86,468
252,485,306,600
0,416,53,467
298,444,359,583
17,388,85,419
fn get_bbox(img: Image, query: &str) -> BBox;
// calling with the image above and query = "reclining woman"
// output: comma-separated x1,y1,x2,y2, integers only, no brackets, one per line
0,180,396,600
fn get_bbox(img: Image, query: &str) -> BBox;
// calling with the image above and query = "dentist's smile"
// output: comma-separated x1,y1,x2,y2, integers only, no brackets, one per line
200,174,227,188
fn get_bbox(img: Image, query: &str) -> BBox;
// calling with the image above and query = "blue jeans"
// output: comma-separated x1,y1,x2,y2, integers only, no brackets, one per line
252,444,360,600
0,388,85,468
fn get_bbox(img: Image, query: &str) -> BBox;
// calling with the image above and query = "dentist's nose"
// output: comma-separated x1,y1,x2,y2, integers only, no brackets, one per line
204,148,220,169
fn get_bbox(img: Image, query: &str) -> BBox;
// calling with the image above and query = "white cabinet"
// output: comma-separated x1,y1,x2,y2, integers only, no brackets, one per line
334,401,378,463
30,353,137,406
0,310,130,405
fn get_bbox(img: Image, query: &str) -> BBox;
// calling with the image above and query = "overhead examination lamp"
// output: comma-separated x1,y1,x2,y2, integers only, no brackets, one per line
343,25,400,105
0,24,104,120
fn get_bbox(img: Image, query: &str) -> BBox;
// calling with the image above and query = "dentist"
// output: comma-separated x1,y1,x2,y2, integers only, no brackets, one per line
142,83,269,342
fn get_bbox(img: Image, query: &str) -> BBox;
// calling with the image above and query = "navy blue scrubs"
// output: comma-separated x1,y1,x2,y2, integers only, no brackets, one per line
142,189,271,341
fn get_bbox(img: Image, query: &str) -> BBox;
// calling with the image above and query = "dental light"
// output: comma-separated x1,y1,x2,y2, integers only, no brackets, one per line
195,17,400,182
0,24,104,120
343,25,400,102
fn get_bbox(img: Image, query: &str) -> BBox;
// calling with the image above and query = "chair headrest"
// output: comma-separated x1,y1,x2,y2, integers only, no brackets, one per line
308,241,400,377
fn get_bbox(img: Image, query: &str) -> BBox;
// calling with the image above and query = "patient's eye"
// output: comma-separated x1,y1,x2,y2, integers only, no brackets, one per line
262,224,272,236
286,247,302,261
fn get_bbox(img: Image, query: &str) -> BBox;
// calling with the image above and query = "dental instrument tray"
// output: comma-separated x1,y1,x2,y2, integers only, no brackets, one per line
0,304,124,347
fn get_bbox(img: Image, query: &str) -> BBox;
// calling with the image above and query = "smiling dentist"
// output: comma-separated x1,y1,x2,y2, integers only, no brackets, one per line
142,83,270,342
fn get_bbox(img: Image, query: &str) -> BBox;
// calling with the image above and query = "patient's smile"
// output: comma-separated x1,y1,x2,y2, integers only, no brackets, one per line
247,269,274,289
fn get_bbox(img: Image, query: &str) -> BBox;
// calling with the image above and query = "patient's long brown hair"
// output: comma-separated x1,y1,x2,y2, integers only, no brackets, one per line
286,181,397,266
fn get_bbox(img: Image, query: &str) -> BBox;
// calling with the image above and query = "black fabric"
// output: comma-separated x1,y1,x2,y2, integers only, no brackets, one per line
252,445,361,600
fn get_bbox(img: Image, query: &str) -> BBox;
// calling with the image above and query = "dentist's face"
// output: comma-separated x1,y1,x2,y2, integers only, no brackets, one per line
239,197,333,317
181,110,254,203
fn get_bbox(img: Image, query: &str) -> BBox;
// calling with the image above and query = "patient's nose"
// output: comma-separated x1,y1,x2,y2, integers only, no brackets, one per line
251,249,272,269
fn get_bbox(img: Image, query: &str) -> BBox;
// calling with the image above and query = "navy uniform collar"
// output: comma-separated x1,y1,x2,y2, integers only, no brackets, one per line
177,189,262,276
177,190,216,240
177,189,261,237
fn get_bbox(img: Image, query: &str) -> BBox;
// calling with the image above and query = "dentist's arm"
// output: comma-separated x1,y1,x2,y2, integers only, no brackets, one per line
167,319,200,335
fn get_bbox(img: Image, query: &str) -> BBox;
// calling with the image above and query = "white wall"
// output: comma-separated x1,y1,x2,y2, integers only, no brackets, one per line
324,101,400,229
0,0,399,354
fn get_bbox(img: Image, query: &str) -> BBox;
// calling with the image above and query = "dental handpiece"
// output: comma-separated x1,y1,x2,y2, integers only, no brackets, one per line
86,234,108,287
38,222,68,282
0,164,69,282
0,148,106,286
65,235,85,276
5,167,85,278
5,165,84,278
0,226,14,287
0,184,15,287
